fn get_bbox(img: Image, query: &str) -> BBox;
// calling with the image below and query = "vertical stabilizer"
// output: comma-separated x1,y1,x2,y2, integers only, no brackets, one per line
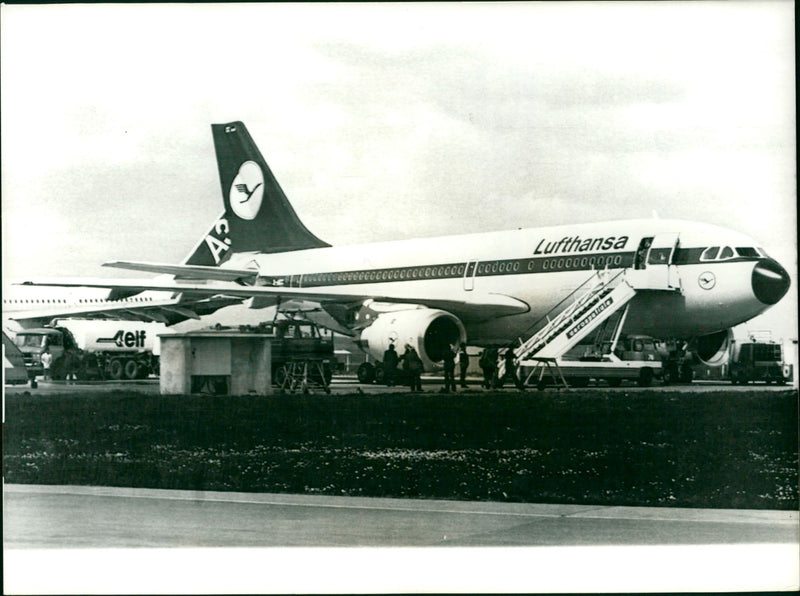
184,121,329,267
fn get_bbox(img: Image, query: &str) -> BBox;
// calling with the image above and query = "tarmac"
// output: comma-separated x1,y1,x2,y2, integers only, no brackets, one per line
4,483,799,593
4,375,797,396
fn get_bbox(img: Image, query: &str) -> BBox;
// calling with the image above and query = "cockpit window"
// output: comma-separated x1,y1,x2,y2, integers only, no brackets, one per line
735,247,759,258
700,246,720,261
719,246,734,259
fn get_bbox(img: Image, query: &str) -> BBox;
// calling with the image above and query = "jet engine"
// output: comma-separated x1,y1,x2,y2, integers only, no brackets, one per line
359,308,467,370
694,329,734,367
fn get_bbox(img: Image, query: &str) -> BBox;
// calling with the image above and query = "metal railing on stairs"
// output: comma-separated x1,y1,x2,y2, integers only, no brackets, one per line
496,269,633,380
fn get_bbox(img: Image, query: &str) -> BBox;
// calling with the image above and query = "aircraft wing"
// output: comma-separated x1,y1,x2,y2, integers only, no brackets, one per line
18,277,530,321
7,287,244,328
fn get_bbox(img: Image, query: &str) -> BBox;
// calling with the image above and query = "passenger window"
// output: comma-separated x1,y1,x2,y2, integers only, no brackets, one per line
700,247,719,261
719,246,733,259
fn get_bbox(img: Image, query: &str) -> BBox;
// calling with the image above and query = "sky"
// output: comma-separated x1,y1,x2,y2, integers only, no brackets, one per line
2,1,796,338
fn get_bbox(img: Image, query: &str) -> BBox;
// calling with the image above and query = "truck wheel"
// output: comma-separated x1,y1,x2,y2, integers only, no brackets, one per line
123,360,139,380
357,362,375,384
638,367,654,387
108,359,124,380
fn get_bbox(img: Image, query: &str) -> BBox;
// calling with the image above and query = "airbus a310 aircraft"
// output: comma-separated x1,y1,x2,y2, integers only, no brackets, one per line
19,121,792,373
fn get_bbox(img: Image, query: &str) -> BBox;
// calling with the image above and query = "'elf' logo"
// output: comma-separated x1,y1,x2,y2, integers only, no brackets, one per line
97,330,147,348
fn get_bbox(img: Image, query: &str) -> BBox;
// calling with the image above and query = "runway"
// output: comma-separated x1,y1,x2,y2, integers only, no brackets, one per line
4,483,799,593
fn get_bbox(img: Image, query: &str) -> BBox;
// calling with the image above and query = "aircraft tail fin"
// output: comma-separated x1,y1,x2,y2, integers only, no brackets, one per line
183,121,329,267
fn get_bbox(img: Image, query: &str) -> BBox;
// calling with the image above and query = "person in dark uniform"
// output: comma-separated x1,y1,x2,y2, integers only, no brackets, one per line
458,345,469,388
382,343,399,386
401,344,423,392
479,347,498,389
441,344,456,393
504,347,523,390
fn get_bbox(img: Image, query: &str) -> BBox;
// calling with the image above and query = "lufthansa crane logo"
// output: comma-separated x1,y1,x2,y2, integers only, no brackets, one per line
698,271,716,290
230,161,264,220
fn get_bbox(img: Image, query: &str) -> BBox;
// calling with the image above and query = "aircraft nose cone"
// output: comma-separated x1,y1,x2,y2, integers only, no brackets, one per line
752,258,791,305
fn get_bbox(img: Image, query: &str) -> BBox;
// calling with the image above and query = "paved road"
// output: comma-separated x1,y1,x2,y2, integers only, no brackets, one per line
4,484,798,548
4,484,798,594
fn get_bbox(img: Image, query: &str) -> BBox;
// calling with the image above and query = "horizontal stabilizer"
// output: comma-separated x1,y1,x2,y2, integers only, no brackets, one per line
103,261,259,282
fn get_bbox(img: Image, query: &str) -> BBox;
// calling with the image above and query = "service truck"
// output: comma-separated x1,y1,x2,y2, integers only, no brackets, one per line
13,319,164,381
520,335,682,388
212,317,335,386
728,340,791,385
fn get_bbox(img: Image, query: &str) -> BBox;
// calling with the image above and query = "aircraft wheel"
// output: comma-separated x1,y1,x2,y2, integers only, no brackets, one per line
374,364,386,385
108,359,124,380
662,363,678,385
638,367,654,387
357,362,375,384
679,364,694,384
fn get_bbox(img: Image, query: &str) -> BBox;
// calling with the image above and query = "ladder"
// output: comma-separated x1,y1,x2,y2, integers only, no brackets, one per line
278,358,331,394
497,270,638,382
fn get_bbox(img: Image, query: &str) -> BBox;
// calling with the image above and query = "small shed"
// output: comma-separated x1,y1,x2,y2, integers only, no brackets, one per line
159,331,272,395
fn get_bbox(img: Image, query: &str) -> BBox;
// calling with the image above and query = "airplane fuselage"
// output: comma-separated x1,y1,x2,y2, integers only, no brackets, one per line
223,217,788,345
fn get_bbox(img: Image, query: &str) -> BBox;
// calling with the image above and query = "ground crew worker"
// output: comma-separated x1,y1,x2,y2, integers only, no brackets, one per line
504,347,523,390
441,344,456,393
41,347,52,380
401,344,423,392
383,343,399,386
479,347,498,389
458,345,469,388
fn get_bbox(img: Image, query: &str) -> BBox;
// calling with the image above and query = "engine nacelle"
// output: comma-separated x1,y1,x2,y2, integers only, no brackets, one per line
359,308,467,370
694,329,733,367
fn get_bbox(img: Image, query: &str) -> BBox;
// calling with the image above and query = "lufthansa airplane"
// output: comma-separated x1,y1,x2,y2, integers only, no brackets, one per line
18,121,792,370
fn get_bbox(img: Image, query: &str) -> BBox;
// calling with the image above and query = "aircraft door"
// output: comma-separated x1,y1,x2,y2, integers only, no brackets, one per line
646,233,681,290
463,260,479,291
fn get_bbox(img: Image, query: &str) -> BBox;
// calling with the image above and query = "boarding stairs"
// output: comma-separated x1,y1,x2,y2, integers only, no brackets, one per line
496,269,642,388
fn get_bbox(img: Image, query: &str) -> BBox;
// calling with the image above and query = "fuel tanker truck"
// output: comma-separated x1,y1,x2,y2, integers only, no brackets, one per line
13,319,165,381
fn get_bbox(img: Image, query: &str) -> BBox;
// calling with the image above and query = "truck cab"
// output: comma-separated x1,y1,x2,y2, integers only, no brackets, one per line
13,328,73,376
614,335,662,362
